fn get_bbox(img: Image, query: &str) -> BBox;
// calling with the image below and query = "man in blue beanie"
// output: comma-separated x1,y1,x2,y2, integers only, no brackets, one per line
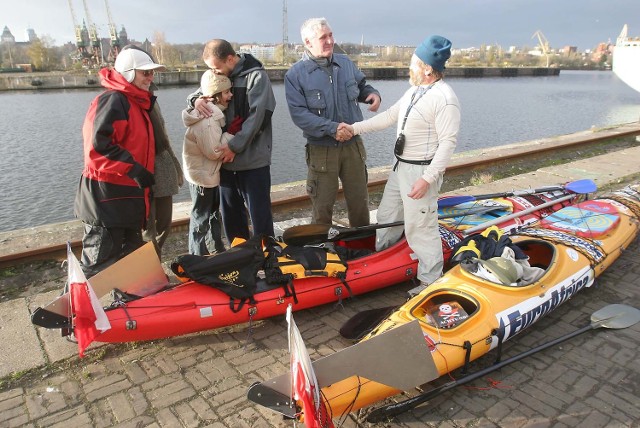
340,35,461,296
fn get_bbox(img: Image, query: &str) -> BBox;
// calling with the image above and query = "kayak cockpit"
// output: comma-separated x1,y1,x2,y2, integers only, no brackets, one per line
408,239,556,330
515,239,555,271
412,292,478,330
458,238,555,288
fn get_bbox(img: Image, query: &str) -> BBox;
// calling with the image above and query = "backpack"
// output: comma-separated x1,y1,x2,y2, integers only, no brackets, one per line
170,235,266,312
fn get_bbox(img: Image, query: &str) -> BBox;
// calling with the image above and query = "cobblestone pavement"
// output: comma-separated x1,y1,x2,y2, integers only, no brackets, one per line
1,232,639,428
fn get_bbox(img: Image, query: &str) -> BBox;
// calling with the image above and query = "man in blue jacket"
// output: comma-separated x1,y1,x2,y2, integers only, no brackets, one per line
285,18,381,227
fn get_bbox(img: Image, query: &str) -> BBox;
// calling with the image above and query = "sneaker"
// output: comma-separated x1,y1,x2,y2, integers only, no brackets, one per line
407,281,430,298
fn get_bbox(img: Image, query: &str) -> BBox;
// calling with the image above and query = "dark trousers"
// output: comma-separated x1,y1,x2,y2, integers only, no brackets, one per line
305,140,370,227
188,183,225,255
79,223,144,277
219,166,274,241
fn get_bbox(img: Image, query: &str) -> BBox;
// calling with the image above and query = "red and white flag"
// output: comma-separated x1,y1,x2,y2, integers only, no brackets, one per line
68,243,110,357
286,305,334,428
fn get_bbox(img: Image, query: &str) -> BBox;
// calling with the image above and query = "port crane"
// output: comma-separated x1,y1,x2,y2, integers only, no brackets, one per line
531,30,550,67
81,0,104,66
281,0,288,64
66,0,125,67
104,0,120,61
66,0,91,65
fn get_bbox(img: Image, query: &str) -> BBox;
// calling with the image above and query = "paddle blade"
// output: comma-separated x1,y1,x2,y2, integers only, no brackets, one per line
437,195,476,208
565,179,597,194
339,306,397,340
282,224,332,245
591,304,640,329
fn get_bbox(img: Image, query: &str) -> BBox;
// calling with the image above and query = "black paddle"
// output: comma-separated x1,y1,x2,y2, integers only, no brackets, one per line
437,179,596,208
365,303,640,423
283,221,405,246
339,305,398,340
283,205,504,246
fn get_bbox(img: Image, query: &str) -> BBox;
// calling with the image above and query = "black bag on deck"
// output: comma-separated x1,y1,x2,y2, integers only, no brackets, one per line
170,235,266,310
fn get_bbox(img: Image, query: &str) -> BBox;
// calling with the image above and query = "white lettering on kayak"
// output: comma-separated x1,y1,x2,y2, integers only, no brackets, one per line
495,266,594,342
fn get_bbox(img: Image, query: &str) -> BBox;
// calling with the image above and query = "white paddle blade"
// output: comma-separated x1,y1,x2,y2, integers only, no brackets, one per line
591,304,640,329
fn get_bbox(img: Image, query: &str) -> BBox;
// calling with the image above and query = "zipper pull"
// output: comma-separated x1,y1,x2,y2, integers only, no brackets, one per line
329,75,333,84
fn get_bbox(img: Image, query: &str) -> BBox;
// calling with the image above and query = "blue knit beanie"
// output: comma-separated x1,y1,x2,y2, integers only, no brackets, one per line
414,35,452,72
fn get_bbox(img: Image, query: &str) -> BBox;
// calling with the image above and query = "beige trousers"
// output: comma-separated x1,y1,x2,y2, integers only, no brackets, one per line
376,162,444,284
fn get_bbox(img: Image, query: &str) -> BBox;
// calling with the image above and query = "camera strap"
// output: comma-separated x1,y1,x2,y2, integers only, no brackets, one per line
399,82,436,136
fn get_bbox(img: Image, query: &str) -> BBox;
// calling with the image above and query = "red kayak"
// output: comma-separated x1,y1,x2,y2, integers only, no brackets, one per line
31,181,593,344
95,188,581,343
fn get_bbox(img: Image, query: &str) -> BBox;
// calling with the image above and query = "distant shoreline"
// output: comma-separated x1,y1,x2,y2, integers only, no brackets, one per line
0,66,560,91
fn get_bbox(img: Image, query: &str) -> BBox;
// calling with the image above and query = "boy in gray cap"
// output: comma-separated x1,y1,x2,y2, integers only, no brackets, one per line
341,35,461,296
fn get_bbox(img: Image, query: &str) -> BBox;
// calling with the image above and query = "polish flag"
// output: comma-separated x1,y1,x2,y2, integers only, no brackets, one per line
286,305,334,428
68,243,111,357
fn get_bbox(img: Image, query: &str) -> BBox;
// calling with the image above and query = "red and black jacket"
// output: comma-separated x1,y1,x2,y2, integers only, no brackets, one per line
74,68,156,228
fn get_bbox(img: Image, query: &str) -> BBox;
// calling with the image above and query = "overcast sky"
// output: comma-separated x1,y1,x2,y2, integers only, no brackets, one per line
5,0,638,51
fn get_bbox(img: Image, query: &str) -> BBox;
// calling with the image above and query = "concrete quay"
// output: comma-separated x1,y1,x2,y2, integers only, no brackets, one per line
0,67,560,91
1,132,640,426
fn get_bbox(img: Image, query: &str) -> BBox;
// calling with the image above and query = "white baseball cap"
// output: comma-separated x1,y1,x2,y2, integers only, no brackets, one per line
114,48,166,82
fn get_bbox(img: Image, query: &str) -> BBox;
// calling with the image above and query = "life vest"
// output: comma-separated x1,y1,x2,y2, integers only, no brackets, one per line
262,239,351,303
264,240,347,280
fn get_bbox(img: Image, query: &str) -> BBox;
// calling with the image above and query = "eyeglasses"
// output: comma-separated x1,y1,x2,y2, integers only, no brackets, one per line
138,70,155,77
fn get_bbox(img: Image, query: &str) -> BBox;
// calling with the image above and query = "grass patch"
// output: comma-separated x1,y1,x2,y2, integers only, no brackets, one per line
470,173,493,186
0,266,18,279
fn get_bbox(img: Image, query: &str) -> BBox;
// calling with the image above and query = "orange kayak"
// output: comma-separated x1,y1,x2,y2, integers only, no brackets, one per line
248,184,640,422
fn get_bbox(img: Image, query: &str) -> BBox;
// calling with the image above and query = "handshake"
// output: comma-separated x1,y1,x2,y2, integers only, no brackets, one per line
335,123,355,142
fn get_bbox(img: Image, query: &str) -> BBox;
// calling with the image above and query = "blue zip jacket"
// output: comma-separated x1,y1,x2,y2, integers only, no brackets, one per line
285,52,380,146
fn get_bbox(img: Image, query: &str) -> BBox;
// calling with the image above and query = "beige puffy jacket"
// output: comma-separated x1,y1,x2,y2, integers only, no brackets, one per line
181,103,232,188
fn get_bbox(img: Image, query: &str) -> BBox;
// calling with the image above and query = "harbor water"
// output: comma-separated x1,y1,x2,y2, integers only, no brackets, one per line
1,70,639,233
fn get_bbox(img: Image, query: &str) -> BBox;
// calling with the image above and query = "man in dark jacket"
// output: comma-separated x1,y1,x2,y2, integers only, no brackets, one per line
74,48,165,276
190,39,276,242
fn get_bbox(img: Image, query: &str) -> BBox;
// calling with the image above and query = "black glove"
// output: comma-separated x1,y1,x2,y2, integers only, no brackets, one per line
127,163,155,188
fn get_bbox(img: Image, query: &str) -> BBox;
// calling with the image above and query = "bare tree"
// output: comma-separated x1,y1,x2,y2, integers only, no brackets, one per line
27,36,61,71
152,31,166,65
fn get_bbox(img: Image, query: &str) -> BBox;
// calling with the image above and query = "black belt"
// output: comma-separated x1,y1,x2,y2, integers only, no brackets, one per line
393,156,432,171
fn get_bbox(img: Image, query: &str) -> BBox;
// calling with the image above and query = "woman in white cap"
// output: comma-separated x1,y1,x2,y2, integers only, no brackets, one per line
74,47,166,276
341,35,461,296
181,70,234,255
114,45,185,261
